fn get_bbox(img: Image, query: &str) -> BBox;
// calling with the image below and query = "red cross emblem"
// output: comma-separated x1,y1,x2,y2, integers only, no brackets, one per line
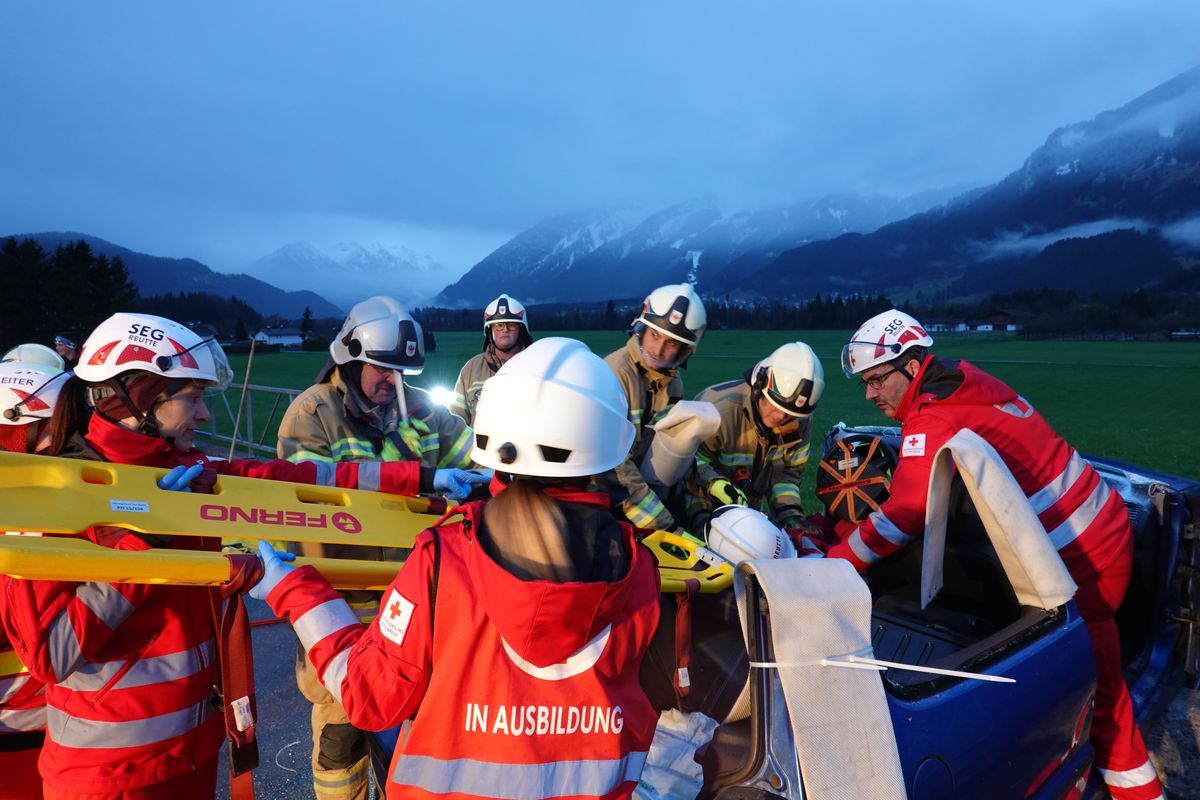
907,436,920,447
388,600,404,620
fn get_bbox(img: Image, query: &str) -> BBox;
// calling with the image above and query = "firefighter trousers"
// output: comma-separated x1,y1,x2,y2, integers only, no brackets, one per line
296,647,371,800
1074,546,1164,800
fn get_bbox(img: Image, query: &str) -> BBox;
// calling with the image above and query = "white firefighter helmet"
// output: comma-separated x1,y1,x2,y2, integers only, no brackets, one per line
707,505,796,563
471,337,635,478
330,296,425,375
74,313,233,389
483,293,532,351
750,342,824,417
633,283,707,348
0,361,67,425
841,309,933,377
2,343,66,371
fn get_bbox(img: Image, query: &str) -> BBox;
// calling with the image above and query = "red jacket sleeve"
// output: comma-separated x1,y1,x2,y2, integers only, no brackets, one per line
217,457,422,496
1,528,159,685
826,414,958,571
267,530,437,731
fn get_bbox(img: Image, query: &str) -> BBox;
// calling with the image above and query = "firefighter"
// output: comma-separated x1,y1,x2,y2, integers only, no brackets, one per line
684,342,824,537
451,293,533,425
0,361,68,800
0,312,438,799
251,337,661,799
277,295,485,800
597,283,706,531
832,309,1163,800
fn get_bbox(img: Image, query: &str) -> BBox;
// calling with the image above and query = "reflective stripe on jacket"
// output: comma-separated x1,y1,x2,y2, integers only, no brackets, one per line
267,498,661,800
451,350,503,426
596,338,683,530
826,357,1131,579
0,413,421,794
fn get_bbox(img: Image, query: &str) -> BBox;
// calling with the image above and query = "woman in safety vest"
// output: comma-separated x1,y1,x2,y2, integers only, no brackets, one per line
0,312,479,800
251,337,662,800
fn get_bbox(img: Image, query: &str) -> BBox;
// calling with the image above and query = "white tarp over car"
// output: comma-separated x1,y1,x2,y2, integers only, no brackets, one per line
920,428,1078,611
735,558,907,800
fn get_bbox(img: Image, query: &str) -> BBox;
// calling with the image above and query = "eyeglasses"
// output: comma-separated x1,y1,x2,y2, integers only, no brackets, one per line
858,367,901,391
54,337,76,348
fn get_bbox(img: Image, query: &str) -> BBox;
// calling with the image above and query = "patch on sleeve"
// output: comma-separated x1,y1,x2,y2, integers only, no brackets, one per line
378,589,416,646
901,433,926,457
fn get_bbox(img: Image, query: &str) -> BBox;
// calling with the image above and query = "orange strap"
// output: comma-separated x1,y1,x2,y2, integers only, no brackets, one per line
673,578,701,699
216,553,264,800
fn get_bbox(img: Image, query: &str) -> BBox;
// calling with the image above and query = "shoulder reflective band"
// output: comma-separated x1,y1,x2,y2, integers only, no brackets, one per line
0,450,442,549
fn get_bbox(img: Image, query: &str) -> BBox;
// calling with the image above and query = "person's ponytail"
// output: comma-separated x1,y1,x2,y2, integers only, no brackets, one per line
481,478,577,583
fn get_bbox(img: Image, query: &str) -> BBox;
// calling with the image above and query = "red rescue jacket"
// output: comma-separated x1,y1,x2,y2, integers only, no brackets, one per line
267,490,662,800
827,357,1131,580
1,414,420,793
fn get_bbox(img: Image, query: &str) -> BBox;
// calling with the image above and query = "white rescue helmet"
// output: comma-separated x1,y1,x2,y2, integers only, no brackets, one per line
471,337,635,478
633,283,707,348
483,293,533,350
841,309,933,377
2,343,65,371
707,505,796,563
75,313,234,389
0,361,67,424
331,296,425,375
750,342,824,417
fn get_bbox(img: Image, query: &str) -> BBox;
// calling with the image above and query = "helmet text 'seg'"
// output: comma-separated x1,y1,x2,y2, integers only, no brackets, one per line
750,342,824,417
471,337,635,478
841,309,932,378
330,296,425,375
75,313,233,389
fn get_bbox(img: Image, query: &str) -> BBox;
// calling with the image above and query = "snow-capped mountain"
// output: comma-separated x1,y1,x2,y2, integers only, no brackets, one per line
436,193,944,307
245,242,448,312
754,63,1200,301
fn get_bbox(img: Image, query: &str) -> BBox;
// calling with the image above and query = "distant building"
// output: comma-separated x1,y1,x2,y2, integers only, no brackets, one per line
254,327,304,348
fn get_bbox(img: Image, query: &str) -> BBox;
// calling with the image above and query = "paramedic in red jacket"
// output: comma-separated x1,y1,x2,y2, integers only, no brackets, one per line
1,312,478,800
252,337,662,800
831,309,1163,800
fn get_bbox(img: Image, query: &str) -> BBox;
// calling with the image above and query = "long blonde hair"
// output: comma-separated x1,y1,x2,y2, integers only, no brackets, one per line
481,478,578,582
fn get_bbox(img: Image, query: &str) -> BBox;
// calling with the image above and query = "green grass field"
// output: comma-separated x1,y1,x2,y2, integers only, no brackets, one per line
210,331,1199,513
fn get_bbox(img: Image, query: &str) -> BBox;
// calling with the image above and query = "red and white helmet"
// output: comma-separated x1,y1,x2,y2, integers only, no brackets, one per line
634,283,706,346
471,337,635,478
841,309,933,377
0,361,67,425
750,342,824,417
483,293,532,351
331,296,425,375
75,313,233,389
2,343,66,371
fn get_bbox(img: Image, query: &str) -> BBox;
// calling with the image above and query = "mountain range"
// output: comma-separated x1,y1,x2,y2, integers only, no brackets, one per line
10,233,343,319
437,64,1200,306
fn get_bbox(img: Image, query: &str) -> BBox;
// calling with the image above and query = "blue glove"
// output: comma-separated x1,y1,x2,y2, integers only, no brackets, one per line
249,540,297,601
433,468,492,501
157,463,204,492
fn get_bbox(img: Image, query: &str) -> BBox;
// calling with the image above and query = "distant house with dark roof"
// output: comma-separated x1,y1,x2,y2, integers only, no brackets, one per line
253,327,304,348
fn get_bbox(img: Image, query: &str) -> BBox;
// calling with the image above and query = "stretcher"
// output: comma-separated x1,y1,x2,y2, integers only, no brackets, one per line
0,452,733,593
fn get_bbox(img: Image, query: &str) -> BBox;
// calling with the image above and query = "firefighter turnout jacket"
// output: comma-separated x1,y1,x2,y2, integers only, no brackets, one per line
451,348,504,426
264,494,661,800
597,338,683,531
684,379,812,530
0,414,421,795
826,357,1130,579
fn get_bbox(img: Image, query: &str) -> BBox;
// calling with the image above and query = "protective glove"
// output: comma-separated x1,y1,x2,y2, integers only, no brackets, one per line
781,513,836,543
433,468,492,501
708,477,748,507
249,540,297,601
157,463,205,492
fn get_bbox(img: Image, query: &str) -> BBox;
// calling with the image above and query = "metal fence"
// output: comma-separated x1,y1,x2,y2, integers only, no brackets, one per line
197,383,301,459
